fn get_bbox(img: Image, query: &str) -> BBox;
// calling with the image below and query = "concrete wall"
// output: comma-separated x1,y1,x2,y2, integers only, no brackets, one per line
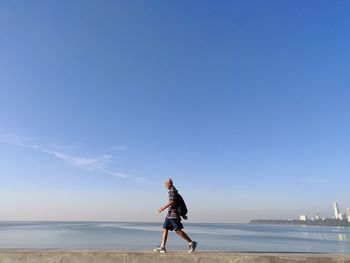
0,251,349,263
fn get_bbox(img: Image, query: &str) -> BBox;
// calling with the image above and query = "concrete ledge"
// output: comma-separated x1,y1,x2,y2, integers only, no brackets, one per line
0,251,349,263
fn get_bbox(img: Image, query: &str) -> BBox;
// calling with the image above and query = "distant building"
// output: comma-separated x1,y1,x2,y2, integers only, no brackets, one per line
347,208,350,222
300,215,307,221
315,213,320,220
333,202,340,219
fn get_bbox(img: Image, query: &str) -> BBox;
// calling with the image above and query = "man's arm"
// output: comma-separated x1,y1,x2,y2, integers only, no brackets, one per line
159,200,175,213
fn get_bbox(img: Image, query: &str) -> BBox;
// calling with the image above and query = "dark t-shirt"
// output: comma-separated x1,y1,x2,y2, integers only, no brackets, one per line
167,186,179,219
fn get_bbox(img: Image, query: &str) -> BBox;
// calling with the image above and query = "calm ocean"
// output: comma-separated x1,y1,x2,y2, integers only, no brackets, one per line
0,221,349,253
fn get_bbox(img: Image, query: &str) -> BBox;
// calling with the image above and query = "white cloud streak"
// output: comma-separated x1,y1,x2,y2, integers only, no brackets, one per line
41,149,112,170
107,171,130,178
304,178,328,184
0,134,142,182
111,146,128,151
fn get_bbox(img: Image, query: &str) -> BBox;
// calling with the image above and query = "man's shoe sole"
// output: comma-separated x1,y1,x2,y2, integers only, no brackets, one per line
153,250,166,253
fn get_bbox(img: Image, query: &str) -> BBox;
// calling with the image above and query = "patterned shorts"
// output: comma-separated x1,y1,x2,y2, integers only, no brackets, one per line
163,217,183,231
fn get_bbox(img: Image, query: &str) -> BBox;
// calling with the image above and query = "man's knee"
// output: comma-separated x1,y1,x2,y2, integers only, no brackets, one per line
175,229,182,234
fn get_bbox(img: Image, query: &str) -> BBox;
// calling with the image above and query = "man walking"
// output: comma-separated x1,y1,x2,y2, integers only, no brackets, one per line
154,178,197,253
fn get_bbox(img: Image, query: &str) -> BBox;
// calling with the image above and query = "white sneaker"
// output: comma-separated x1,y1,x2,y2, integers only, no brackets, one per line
188,241,197,253
153,245,166,253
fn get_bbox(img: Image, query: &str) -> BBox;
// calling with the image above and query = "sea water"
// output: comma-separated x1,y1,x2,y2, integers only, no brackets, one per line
0,221,349,253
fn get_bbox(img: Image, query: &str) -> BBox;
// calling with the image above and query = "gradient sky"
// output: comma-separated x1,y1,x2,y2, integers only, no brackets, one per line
0,0,349,223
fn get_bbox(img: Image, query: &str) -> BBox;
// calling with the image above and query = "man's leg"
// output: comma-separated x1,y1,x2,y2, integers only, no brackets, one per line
175,229,192,243
161,228,168,247
175,229,197,252
154,218,171,252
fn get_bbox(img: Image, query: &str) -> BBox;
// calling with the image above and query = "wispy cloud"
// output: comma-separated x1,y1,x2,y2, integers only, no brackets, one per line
107,171,130,178
111,146,128,151
0,134,25,146
106,171,147,183
0,134,143,182
304,178,328,184
42,150,112,170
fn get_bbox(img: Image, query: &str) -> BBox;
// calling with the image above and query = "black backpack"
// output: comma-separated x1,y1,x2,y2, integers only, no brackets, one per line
176,193,188,220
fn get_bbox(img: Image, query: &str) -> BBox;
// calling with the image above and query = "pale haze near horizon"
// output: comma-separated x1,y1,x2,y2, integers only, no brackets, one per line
0,1,350,223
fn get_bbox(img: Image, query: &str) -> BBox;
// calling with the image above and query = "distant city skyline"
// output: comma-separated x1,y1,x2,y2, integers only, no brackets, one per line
299,202,350,222
1,1,350,223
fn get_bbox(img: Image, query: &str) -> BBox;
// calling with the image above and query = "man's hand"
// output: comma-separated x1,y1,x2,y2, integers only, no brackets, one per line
158,201,174,214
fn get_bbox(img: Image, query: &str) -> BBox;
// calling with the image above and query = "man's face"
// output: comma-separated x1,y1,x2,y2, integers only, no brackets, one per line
164,181,171,189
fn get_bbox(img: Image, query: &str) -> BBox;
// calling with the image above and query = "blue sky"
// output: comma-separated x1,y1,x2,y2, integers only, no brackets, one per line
0,1,349,223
